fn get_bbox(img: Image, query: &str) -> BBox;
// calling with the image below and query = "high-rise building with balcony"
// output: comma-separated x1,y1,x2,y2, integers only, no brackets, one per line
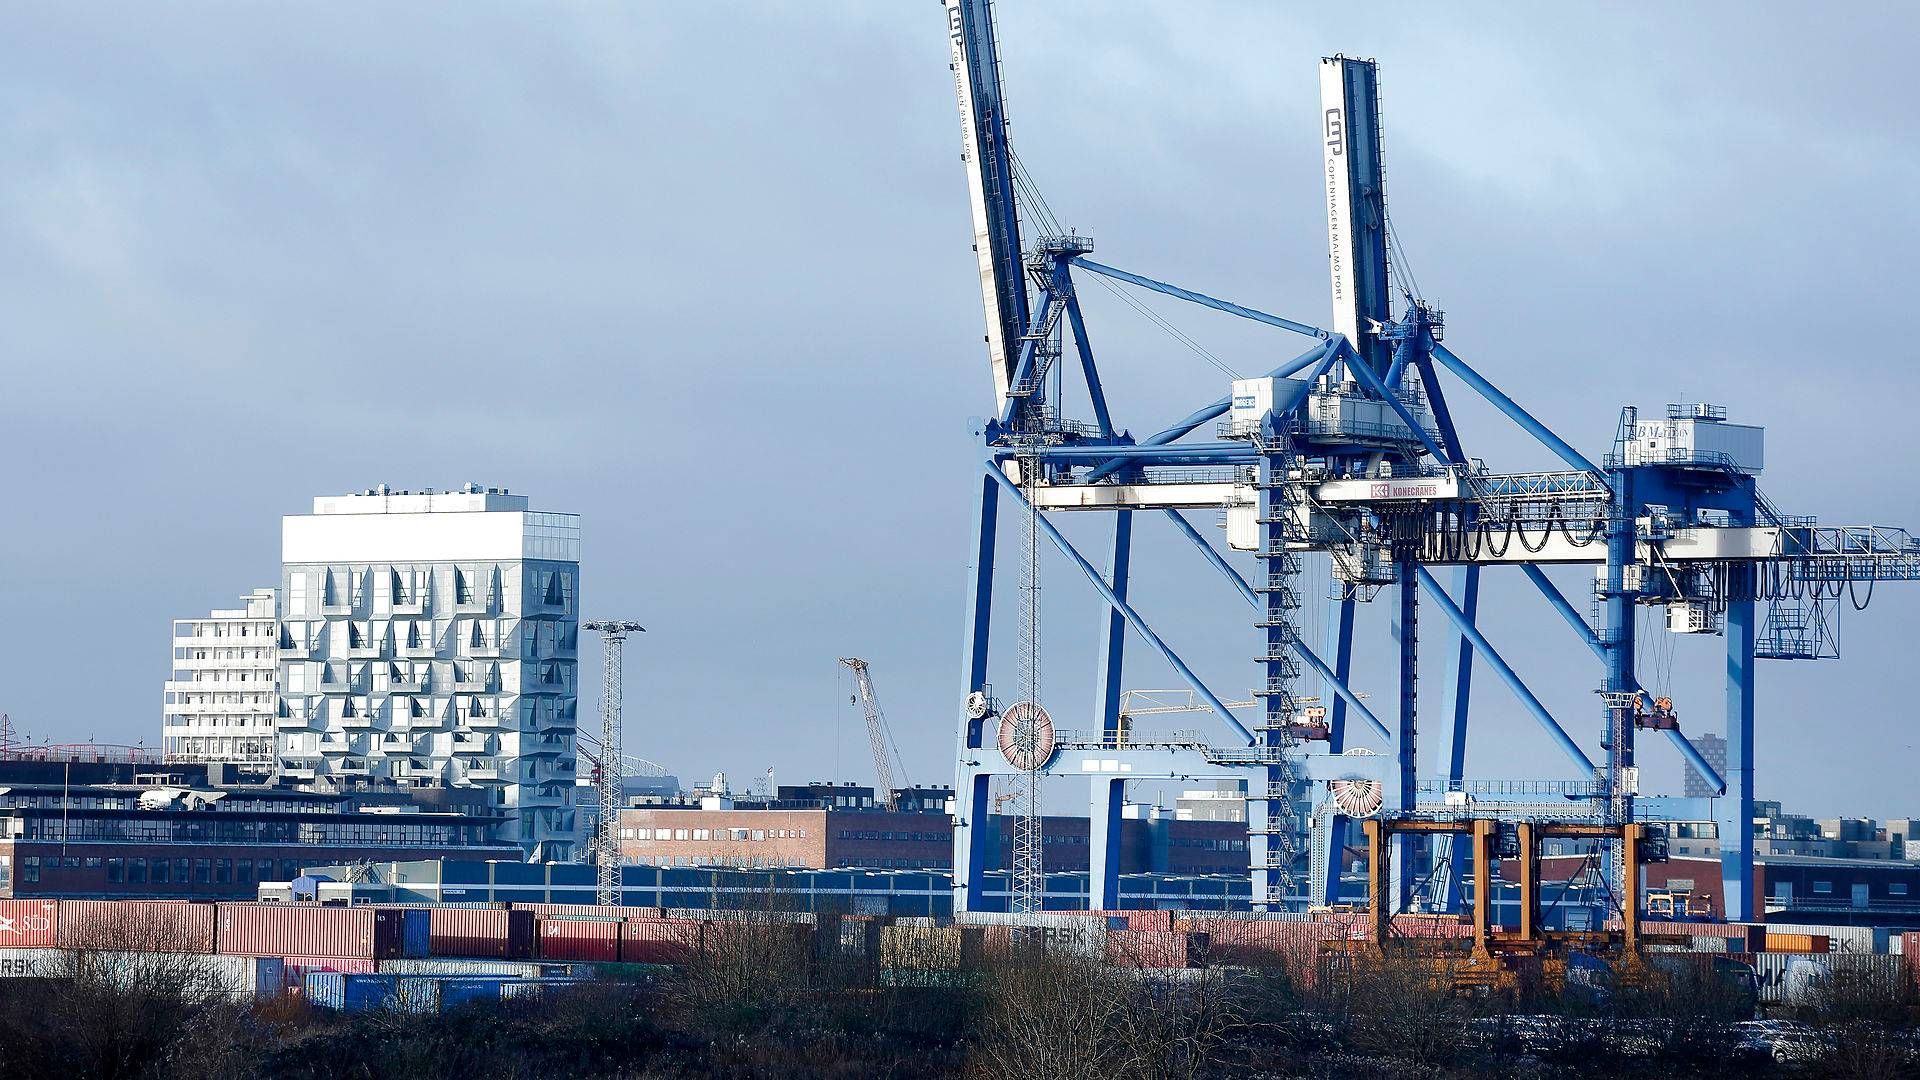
276,484,581,860
163,588,279,766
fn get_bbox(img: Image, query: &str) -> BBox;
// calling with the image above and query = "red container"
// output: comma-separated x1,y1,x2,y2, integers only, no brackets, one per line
280,955,377,992
1105,929,1207,969
1181,916,1337,982
58,900,215,953
621,919,702,964
1123,911,1175,933
0,900,60,947
511,902,664,920
536,917,620,962
215,902,406,960
425,908,536,959
700,920,814,961
1390,914,1474,939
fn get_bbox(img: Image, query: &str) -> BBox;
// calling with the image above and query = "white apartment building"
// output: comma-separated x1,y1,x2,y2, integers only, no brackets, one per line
163,587,279,766
276,484,581,860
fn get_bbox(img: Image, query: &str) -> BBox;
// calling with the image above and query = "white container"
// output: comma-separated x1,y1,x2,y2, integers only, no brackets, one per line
1747,952,1903,1006
0,948,281,1001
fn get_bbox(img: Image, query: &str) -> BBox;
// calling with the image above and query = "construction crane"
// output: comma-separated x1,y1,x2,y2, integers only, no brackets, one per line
583,620,644,906
937,0,1920,922
839,658,906,812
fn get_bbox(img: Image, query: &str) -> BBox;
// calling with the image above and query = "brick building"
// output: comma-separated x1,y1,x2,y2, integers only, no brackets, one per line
616,784,1247,874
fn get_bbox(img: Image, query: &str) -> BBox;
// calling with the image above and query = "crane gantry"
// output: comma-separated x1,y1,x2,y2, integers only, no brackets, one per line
939,0,1920,920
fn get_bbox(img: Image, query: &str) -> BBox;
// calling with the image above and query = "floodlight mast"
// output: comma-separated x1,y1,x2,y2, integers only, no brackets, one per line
583,619,645,906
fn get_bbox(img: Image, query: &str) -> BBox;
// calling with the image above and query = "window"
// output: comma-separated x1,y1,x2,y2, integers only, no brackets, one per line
1812,880,1833,894
106,858,125,883
752,830,766,842
194,859,212,884
176,858,191,884
1892,883,1910,896
693,829,711,841
674,829,691,841
20,858,37,884
127,859,147,884
150,859,170,884
215,860,232,884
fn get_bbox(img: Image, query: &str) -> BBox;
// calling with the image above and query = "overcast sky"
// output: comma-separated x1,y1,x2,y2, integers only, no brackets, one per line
2,3,1915,819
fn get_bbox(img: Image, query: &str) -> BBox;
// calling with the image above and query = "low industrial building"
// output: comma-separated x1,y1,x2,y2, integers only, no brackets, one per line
614,783,1247,875
0,757,519,900
291,857,1252,915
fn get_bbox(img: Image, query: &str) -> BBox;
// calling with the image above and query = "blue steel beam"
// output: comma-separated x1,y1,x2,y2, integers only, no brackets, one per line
1013,444,1258,463
1415,348,1476,912
1080,340,1336,484
1722,595,1757,922
1430,344,1605,477
951,462,1000,913
998,286,1055,427
1318,594,1358,907
1160,509,1393,743
1341,347,1451,462
1072,257,1329,339
985,466,1254,744
1519,564,1729,795
1413,565,1597,775
1063,289,1115,437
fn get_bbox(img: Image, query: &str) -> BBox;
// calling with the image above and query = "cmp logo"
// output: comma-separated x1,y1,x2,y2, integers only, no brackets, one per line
1324,108,1344,156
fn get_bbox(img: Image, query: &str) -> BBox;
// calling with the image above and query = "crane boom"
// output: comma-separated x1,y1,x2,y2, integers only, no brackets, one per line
944,0,1029,417
840,658,900,811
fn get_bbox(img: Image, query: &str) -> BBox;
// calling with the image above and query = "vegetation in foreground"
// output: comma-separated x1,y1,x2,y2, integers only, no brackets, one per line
0,912,1915,1079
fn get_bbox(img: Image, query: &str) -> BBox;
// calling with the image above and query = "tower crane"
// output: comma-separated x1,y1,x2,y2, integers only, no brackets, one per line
584,619,644,906
840,658,907,812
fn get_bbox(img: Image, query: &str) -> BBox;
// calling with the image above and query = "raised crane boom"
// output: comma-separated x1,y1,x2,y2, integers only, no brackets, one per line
840,657,901,812
944,0,1029,416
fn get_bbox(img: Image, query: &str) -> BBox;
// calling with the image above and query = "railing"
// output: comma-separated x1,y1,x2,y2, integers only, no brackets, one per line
1052,728,1212,751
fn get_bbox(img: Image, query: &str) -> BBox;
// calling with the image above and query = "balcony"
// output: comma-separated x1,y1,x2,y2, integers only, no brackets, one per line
338,709,376,729
451,733,490,755
453,672,496,693
465,637,508,659
463,707,512,730
279,764,316,782
347,641,385,659
316,735,355,754
275,712,313,731
405,711,448,731
278,638,319,660
387,675,427,694
332,760,371,777
518,785,570,808
401,637,437,659
392,759,444,781
463,759,514,783
521,736,570,757
391,593,429,616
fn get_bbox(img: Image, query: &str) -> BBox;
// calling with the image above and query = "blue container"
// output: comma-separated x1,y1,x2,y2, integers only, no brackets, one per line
441,977,507,1009
304,972,399,1012
401,909,432,959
